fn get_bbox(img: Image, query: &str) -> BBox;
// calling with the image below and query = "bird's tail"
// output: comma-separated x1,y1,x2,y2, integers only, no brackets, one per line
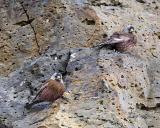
92,42,112,51
24,100,43,109
92,37,115,48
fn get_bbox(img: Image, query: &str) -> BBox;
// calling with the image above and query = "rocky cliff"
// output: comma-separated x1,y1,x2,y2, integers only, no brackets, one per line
0,0,160,128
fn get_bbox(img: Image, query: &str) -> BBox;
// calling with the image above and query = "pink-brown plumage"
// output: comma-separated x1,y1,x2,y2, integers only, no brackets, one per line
36,80,65,102
25,73,65,109
108,32,137,51
94,25,137,52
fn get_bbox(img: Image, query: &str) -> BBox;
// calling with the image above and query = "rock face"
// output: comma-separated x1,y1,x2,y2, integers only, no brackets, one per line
0,0,104,76
0,0,160,128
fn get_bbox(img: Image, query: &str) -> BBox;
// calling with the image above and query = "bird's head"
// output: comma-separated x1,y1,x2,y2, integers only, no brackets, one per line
50,72,64,84
123,25,134,33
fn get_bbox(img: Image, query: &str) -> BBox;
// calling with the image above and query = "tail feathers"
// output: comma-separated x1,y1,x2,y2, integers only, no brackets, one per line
92,43,112,50
24,100,43,109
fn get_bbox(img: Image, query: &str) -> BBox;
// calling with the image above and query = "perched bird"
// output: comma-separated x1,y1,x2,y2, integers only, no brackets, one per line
94,25,137,52
25,72,65,109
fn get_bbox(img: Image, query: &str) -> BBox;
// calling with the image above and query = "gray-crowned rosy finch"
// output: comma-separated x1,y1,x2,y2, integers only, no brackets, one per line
94,25,137,52
25,72,65,109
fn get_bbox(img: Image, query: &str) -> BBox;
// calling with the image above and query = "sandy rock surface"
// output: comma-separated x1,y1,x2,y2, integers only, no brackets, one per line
0,0,160,128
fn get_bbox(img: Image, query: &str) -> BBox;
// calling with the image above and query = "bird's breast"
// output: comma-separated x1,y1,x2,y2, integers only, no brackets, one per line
39,80,65,102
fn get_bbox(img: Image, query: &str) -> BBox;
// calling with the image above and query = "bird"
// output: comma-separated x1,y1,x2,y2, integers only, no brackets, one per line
25,72,65,109
94,25,137,52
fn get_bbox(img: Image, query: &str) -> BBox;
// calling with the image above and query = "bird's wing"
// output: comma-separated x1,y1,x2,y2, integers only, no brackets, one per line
32,82,49,102
108,33,133,44
109,38,124,44
48,80,65,98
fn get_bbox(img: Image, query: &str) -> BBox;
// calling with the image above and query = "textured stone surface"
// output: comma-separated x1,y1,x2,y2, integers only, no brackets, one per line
0,47,160,128
0,0,160,128
0,0,105,76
